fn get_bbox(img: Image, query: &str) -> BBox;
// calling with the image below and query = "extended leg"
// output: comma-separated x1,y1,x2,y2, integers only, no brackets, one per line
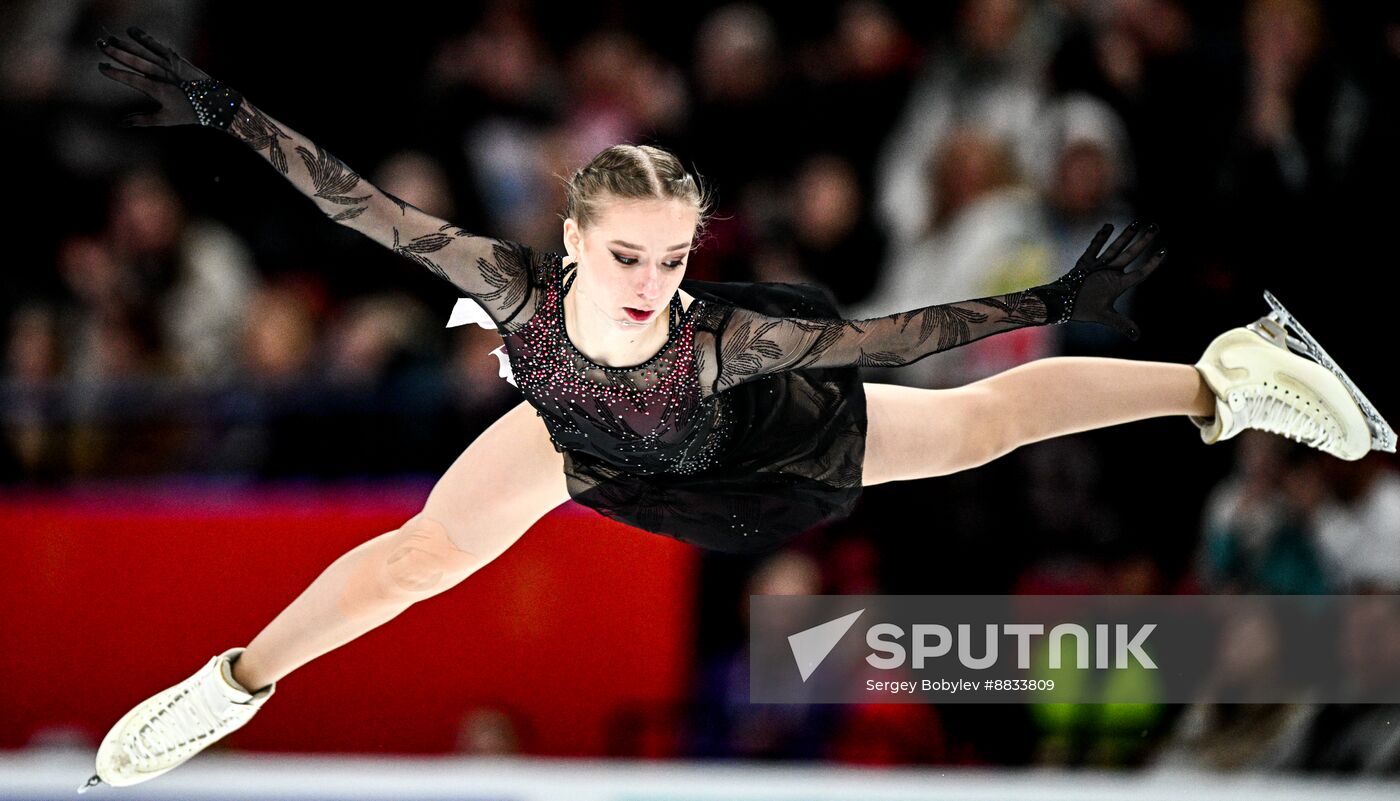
991,357,1214,448
230,400,569,691
863,358,1213,485
85,401,569,792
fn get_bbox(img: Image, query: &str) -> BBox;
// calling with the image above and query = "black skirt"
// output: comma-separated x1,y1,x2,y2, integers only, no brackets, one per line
561,278,868,554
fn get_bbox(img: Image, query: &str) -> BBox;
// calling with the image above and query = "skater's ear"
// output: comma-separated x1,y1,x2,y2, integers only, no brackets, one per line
562,217,582,262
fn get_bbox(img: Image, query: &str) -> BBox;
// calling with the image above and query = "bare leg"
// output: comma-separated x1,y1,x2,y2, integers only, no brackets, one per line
229,401,569,691
863,358,1214,485
991,358,1214,445
229,525,463,692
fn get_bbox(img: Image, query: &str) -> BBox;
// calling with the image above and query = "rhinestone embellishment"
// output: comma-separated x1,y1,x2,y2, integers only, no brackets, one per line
499,253,730,476
179,79,242,131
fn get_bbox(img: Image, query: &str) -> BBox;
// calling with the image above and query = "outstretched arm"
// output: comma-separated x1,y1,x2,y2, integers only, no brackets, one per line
96,27,537,329
705,222,1166,394
217,99,535,324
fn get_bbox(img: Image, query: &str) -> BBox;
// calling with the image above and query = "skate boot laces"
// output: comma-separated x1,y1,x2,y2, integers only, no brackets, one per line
1227,383,1334,450
126,683,233,769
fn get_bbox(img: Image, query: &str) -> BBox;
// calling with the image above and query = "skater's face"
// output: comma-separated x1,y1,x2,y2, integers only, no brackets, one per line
563,196,697,332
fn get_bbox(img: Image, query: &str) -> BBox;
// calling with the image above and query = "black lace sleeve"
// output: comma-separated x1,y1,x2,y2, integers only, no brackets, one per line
701,287,1056,394
224,97,542,330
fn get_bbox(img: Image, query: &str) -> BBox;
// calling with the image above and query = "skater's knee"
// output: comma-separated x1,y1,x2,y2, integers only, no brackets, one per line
955,384,1019,464
386,516,482,594
341,516,484,614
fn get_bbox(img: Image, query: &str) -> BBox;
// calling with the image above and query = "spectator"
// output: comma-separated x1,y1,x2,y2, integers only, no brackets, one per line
854,125,1057,389
685,550,841,759
1310,456,1400,593
1195,431,1330,594
873,0,1060,250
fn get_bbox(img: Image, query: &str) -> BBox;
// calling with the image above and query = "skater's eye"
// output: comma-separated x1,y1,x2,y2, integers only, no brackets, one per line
611,252,685,269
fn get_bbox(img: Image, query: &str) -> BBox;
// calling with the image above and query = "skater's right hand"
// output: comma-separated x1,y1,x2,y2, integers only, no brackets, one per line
95,27,222,127
1037,221,1166,341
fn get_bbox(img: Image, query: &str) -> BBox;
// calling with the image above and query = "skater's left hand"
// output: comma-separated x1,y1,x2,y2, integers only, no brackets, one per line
1038,221,1166,341
95,27,222,128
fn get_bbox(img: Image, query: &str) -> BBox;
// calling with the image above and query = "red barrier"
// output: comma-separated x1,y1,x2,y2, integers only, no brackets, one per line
0,482,697,756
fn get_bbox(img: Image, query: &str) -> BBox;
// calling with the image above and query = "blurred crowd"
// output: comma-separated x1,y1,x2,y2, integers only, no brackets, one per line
4,0,1399,774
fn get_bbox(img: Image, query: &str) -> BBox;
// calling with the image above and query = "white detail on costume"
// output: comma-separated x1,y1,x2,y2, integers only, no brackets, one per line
445,297,517,388
447,297,496,329
489,344,517,387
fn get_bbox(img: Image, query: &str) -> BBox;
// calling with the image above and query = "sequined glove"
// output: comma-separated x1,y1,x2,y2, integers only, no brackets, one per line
95,27,242,130
1030,221,1167,341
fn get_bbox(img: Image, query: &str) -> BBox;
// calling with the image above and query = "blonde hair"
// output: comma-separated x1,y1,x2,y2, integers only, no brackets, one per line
561,144,715,242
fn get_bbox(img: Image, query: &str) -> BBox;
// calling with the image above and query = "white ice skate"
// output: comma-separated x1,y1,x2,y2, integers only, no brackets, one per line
1191,291,1395,461
77,647,275,793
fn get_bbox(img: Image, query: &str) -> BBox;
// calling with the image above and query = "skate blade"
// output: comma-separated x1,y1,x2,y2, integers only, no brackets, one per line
77,774,102,794
1248,291,1396,453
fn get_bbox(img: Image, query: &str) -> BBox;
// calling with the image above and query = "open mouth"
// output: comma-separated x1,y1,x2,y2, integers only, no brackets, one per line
624,307,655,322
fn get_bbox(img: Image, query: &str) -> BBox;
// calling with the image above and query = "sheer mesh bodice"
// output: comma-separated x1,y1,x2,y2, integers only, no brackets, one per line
487,256,731,475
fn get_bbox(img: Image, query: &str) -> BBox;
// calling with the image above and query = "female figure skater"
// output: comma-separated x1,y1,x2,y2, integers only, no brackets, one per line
82,27,1392,792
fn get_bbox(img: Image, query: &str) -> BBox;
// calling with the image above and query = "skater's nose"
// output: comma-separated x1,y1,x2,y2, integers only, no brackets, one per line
635,264,662,302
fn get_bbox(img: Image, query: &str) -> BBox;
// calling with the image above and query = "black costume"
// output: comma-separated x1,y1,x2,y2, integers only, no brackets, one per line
446,241,1057,553
95,27,1161,553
